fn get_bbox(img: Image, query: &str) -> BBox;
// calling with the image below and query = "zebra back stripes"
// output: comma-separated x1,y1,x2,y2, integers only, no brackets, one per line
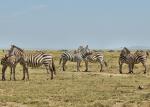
8,45,56,80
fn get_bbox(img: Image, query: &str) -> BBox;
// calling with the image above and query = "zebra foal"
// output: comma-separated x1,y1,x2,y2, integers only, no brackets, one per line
1,54,27,81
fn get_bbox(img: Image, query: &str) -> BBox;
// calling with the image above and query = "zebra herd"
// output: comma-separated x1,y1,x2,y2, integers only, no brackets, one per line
0,45,149,81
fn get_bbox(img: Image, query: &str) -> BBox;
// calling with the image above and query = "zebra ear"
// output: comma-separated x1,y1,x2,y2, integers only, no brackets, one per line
11,44,15,48
124,47,130,54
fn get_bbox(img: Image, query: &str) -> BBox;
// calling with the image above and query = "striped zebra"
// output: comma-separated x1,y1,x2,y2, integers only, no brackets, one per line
8,45,56,80
83,50,107,72
59,45,92,71
1,54,27,81
119,47,149,74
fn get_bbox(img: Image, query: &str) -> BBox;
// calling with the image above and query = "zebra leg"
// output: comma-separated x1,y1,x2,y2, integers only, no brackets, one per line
104,60,108,67
2,65,7,81
77,61,81,72
142,62,147,74
45,65,49,74
100,63,103,72
131,64,134,73
128,64,133,74
79,61,81,67
22,68,25,80
99,60,104,72
49,65,53,80
22,65,26,80
26,67,29,80
10,67,13,80
52,58,56,75
62,60,67,71
119,63,123,74
22,64,29,80
12,66,16,81
84,61,88,72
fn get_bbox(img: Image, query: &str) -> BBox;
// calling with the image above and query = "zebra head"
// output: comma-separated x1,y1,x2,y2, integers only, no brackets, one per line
78,45,92,58
120,47,130,56
8,45,24,57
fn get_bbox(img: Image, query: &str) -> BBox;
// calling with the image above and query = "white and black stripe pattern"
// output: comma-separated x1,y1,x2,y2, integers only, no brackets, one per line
59,45,91,71
83,51,107,72
1,55,26,81
8,45,56,80
119,47,149,74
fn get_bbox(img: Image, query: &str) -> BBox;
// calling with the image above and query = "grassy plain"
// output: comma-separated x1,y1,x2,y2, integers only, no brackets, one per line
0,50,150,107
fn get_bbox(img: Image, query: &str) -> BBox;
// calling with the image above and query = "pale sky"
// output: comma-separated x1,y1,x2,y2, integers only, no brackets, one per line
0,0,150,49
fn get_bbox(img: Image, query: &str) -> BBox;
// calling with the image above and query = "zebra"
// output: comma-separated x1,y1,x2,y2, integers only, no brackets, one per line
119,47,149,74
7,45,56,80
59,45,92,71
1,54,27,81
83,50,107,72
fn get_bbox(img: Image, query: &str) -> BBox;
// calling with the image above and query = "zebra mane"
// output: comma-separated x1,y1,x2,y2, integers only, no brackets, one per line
11,45,24,52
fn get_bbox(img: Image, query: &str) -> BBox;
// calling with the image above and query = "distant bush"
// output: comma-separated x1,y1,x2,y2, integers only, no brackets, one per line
108,50,115,52
59,49,68,52
92,49,104,52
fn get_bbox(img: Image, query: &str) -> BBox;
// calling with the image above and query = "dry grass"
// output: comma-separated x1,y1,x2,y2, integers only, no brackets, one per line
0,50,150,107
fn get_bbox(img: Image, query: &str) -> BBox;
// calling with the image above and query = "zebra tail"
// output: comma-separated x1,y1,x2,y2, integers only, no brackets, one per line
59,56,62,65
146,51,149,56
104,61,108,67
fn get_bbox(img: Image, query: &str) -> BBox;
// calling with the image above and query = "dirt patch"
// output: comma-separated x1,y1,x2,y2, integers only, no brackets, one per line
61,71,131,77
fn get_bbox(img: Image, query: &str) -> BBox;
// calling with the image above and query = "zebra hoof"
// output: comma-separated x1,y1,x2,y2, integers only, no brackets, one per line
2,79,5,81
128,72,132,74
84,70,88,72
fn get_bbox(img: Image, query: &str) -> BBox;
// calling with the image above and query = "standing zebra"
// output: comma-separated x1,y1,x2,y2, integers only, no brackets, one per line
83,50,107,72
8,45,56,80
59,45,92,71
1,54,27,81
119,47,149,74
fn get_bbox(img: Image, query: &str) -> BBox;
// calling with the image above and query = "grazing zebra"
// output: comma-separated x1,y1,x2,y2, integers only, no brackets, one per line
1,54,27,81
83,50,107,72
7,45,56,80
119,47,149,74
59,45,92,71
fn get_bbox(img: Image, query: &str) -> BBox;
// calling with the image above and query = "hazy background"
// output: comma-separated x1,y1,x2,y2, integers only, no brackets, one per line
0,0,150,49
